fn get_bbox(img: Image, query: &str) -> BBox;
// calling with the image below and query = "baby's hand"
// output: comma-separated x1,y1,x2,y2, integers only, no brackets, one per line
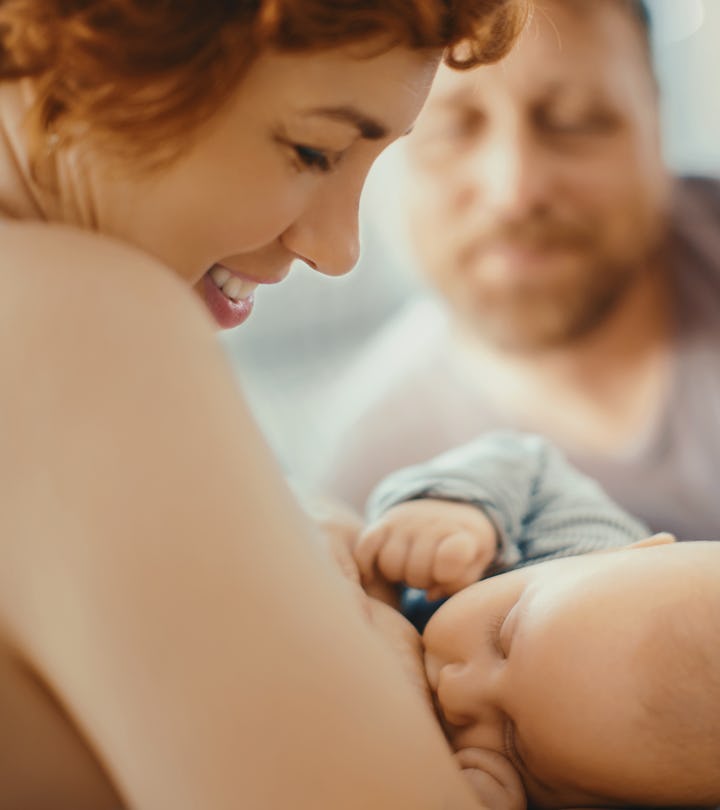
454,748,526,810
355,499,498,599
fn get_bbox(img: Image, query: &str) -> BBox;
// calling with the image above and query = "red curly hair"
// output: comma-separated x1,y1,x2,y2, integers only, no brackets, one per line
0,0,529,170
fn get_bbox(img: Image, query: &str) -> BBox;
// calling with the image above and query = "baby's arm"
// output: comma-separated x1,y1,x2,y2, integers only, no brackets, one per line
355,498,499,599
365,431,649,578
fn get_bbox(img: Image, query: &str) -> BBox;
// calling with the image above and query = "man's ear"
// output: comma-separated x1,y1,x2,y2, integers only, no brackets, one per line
626,532,676,550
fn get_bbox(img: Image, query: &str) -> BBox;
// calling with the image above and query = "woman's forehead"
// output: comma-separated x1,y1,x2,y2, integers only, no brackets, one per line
243,44,440,131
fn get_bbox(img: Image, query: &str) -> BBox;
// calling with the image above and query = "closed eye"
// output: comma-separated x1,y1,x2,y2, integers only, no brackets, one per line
537,108,621,138
272,126,343,174
292,143,334,173
486,612,508,658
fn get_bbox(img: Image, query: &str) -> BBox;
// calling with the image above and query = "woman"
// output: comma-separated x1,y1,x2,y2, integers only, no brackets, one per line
0,2,526,808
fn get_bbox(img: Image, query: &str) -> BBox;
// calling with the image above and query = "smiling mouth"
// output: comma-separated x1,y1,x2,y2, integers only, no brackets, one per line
208,265,258,302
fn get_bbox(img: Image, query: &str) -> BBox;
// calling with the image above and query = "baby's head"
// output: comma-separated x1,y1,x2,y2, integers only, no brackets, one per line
423,537,720,808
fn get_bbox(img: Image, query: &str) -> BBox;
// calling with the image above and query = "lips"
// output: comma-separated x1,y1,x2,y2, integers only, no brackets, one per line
201,271,254,329
209,264,258,302
201,258,294,328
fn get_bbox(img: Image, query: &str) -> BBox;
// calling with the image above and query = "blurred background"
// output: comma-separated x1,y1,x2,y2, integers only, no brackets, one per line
220,0,720,480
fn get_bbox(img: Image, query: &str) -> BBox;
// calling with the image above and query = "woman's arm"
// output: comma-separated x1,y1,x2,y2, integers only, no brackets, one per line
0,224,485,810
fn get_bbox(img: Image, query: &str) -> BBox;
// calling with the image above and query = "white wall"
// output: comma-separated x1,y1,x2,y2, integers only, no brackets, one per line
654,0,720,173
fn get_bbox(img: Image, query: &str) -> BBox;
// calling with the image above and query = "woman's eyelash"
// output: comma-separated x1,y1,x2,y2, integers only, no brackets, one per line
272,127,343,174
486,613,506,657
292,144,333,173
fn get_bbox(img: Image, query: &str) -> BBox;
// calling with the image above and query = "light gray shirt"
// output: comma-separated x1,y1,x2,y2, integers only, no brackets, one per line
316,177,720,542
367,431,649,575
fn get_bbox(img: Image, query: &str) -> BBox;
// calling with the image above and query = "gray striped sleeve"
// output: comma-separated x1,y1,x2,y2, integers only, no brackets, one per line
365,431,649,574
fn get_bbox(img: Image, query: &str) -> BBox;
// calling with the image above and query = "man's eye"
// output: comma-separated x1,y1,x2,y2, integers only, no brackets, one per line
539,109,619,137
293,144,333,173
411,111,485,166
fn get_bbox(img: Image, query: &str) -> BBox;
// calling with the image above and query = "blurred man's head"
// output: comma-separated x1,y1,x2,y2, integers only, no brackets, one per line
404,0,671,351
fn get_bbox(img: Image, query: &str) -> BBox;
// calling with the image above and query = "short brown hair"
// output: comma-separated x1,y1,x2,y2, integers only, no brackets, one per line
0,0,529,172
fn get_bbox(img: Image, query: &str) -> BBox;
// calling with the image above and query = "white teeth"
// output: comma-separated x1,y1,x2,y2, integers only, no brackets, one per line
223,275,255,301
209,265,256,302
210,266,231,287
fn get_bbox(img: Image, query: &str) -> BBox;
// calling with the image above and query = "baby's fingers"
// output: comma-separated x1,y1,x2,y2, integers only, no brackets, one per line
425,530,497,598
353,525,390,581
376,528,412,582
433,530,481,583
404,530,448,589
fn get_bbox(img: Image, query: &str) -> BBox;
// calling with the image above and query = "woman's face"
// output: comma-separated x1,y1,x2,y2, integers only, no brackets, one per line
93,43,441,328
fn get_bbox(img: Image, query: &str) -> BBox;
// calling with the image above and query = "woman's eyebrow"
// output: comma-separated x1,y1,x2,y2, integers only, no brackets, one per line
301,106,389,140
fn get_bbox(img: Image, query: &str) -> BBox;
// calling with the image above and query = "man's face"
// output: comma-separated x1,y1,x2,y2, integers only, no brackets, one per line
423,541,720,807
404,0,670,350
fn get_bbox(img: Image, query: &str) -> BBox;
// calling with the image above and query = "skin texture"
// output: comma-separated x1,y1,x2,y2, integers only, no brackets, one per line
424,538,720,808
356,499,499,600
404,0,669,351
103,45,440,294
364,596,433,710
2,45,440,322
0,42,499,810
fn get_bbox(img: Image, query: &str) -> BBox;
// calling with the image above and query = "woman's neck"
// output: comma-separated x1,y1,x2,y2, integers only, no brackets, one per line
0,79,96,228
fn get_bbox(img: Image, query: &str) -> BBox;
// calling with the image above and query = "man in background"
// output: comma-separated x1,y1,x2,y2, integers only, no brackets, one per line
313,0,720,541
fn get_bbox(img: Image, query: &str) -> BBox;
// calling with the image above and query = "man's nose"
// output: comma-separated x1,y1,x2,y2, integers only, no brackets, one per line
281,171,362,277
464,125,552,220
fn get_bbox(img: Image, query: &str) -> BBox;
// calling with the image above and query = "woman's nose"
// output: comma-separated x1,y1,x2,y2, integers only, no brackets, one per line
281,173,362,277
460,123,552,223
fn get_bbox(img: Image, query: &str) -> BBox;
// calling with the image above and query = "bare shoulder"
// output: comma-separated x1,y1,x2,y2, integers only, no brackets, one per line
0,224,482,810
1,219,172,277
0,222,260,806
0,214,250,566
0,221,225,445
0,213,246,482
0,219,246,612
0,220,210,344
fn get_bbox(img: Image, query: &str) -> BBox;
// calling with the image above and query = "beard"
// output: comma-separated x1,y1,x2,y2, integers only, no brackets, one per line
442,213,664,352
459,254,641,351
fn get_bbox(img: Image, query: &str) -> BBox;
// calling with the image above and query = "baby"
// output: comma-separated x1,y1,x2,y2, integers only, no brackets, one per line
353,432,720,809
423,537,720,809
358,431,651,629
